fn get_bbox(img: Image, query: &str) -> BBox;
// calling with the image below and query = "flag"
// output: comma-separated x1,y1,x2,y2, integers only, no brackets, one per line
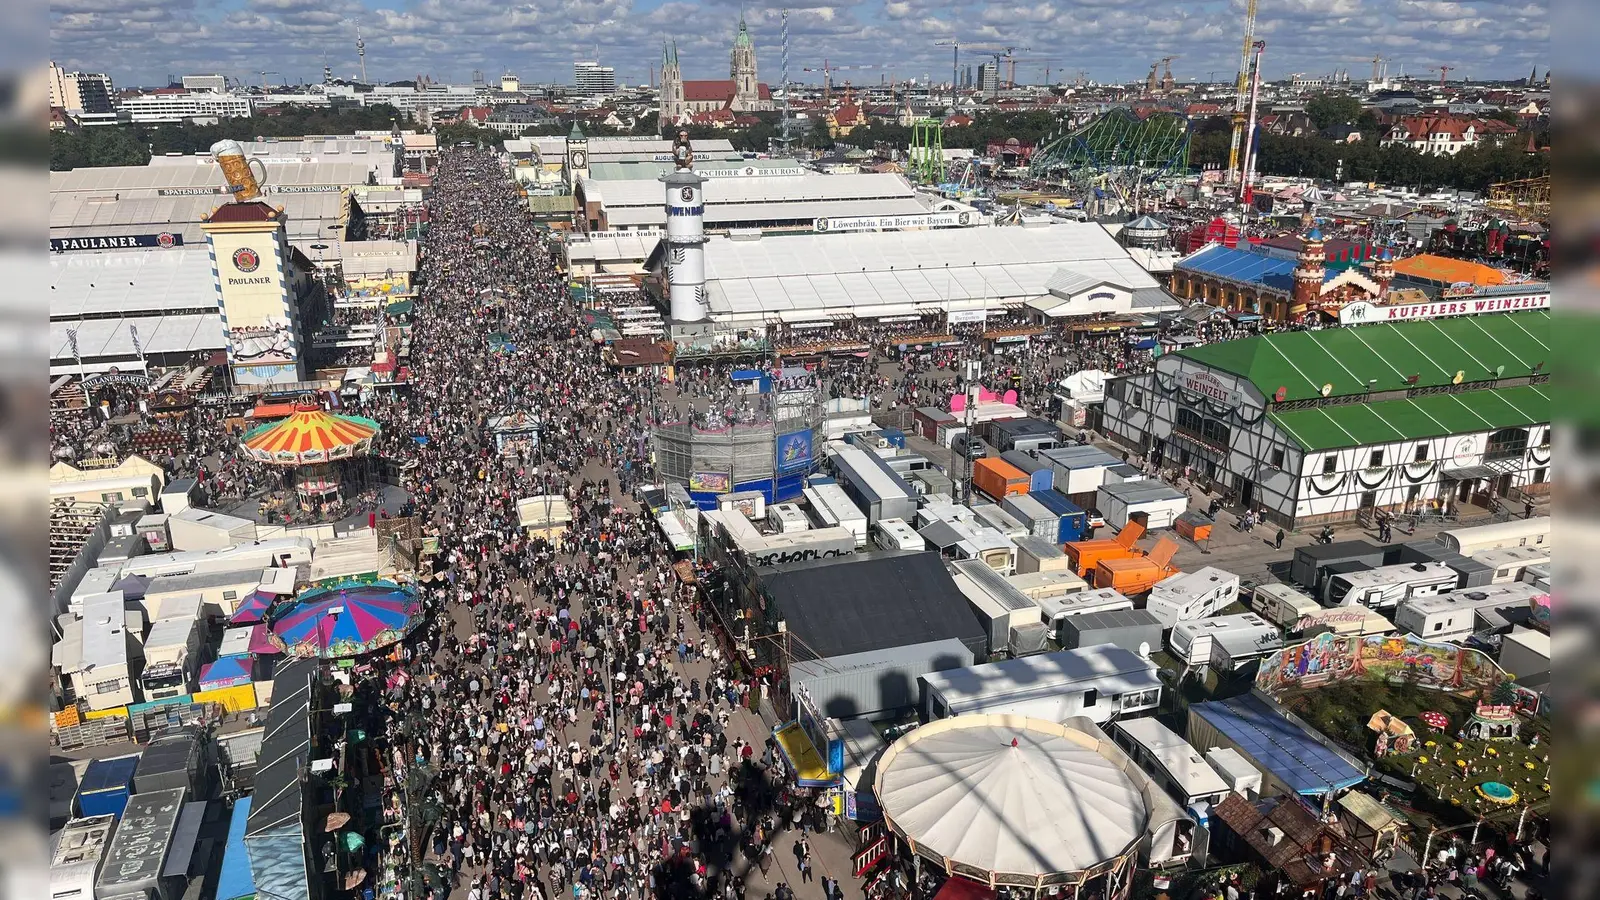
66,327,81,360
129,324,144,360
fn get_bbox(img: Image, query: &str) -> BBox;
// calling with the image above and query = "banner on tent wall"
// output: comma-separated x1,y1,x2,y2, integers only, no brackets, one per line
192,684,258,713
1255,631,1509,698
776,430,813,472
689,471,731,493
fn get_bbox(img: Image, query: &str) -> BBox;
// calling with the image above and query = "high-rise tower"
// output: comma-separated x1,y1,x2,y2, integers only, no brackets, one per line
661,132,708,322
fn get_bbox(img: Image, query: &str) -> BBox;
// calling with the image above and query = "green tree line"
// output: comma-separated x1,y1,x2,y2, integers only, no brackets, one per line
51,105,414,170
1187,128,1548,193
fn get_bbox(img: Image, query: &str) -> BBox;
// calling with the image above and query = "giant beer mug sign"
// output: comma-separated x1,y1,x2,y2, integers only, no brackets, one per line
210,139,268,202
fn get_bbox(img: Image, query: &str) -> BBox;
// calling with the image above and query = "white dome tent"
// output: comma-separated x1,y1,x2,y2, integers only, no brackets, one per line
874,714,1187,898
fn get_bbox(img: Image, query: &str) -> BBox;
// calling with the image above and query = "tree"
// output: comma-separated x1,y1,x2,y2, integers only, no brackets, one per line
1305,94,1364,131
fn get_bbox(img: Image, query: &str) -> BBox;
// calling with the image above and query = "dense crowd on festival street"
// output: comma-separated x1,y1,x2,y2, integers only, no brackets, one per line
334,150,855,900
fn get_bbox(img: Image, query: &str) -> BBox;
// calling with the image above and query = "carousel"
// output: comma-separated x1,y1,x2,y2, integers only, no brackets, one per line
265,579,422,659
239,402,381,514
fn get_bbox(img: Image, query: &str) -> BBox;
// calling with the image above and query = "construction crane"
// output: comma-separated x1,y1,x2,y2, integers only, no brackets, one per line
802,60,883,104
260,71,284,89
1431,65,1455,85
1227,0,1259,185
933,39,966,107
933,39,1008,104
1000,46,1031,86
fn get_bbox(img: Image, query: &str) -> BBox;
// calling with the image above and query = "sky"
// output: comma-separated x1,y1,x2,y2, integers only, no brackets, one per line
51,0,1549,90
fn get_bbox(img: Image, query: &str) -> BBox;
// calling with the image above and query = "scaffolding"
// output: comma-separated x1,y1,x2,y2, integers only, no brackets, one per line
1485,175,1550,221
1028,109,1191,182
909,118,945,185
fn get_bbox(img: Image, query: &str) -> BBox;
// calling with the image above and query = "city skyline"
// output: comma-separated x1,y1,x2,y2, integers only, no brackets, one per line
53,0,1548,90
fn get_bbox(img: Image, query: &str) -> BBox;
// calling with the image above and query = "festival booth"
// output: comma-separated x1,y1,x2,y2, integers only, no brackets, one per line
490,413,541,457
517,495,573,545
1334,792,1402,859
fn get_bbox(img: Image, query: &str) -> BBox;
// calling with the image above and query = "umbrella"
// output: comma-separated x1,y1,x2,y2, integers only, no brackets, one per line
325,811,352,832
197,655,253,690
229,589,277,625
267,580,421,659
1421,711,1450,730
240,405,380,465
342,832,366,852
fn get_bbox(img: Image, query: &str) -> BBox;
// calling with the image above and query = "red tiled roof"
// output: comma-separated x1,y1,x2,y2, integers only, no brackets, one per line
683,80,736,102
205,200,280,223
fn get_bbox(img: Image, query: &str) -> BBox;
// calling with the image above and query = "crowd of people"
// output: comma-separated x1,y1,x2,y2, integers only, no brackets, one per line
343,151,840,900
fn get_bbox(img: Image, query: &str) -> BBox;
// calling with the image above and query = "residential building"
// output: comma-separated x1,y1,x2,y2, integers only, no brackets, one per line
46,62,115,116
1382,115,1519,156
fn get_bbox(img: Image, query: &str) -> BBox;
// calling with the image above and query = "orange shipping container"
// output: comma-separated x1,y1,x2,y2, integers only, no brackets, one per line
1065,520,1145,578
971,457,1031,501
1093,537,1181,594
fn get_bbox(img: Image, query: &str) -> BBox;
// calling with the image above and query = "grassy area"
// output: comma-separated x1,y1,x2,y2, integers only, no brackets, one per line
1282,682,1550,831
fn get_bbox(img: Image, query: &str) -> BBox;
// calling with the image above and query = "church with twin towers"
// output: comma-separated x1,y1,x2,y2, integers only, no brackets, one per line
658,14,774,130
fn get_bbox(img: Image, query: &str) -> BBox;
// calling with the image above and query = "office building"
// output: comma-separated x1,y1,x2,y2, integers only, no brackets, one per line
120,91,253,124
573,62,617,96
180,74,227,93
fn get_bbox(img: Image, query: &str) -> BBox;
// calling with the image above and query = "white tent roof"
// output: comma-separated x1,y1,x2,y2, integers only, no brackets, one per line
875,715,1147,878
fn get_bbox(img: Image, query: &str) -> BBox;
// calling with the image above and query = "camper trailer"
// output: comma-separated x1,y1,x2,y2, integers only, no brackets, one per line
873,517,925,551
1248,583,1323,629
1168,613,1282,671
1438,517,1550,556
1394,583,1548,643
1322,561,1458,609
1146,567,1240,629
1471,546,1551,585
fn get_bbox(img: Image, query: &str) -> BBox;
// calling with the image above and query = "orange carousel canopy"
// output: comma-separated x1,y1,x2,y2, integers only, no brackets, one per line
240,405,380,465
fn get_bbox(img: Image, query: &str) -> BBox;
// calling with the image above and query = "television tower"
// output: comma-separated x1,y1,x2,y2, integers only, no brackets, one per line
356,25,368,83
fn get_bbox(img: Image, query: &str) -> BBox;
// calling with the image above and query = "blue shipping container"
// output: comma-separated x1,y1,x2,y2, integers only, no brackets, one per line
1000,451,1054,493
77,754,140,819
880,428,907,449
1028,490,1089,543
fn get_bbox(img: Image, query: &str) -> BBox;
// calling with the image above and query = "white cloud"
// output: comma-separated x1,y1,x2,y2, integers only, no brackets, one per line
49,0,1548,87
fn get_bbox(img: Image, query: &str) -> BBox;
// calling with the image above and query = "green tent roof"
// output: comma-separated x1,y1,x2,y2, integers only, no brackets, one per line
1268,384,1549,451
1176,310,1549,402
